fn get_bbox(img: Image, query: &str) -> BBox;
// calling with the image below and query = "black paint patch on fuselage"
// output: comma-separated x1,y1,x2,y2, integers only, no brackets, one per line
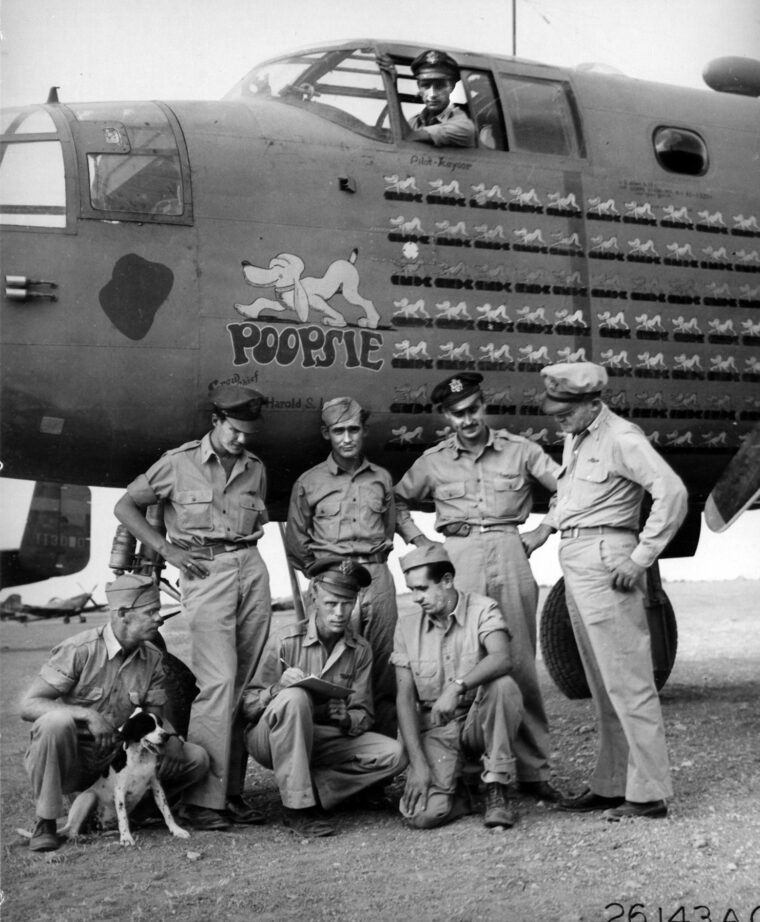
99,254,174,340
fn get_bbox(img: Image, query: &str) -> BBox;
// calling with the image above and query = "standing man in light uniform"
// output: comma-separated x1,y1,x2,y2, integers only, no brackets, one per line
394,372,561,802
286,397,398,737
114,385,272,830
407,49,476,148
540,362,688,820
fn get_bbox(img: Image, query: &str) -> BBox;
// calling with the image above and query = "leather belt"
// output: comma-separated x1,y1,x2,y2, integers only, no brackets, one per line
345,552,388,565
190,541,256,559
560,526,637,539
440,522,519,538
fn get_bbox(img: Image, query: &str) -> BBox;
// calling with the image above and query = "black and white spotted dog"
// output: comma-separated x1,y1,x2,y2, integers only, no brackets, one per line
59,708,189,846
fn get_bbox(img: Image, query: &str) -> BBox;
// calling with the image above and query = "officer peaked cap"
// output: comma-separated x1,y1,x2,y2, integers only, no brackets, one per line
308,556,371,598
431,372,484,409
411,49,461,83
212,384,266,433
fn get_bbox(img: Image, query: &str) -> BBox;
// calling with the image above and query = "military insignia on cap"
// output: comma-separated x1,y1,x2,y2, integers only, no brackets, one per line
450,378,463,393
339,560,353,575
426,51,440,65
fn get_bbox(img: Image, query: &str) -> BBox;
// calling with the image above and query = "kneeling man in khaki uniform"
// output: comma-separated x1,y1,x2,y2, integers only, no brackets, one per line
242,557,406,837
392,545,525,830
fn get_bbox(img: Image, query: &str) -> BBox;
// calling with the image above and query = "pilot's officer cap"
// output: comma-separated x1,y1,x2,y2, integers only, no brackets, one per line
411,49,461,83
431,372,484,411
211,384,266,433
308,556,372,598
400,543,453,574
321,396,364,428
106,573,160,611
540,362,608,412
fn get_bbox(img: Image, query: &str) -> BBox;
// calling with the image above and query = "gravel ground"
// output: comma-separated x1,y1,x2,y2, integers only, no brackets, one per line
1,580,758,922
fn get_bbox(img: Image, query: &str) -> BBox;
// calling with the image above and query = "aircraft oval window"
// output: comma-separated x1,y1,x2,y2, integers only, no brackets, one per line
653,126,708,176
226,49,392,143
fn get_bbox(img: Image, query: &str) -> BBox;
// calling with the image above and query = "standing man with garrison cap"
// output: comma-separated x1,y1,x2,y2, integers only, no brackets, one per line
242,557,406,838
394,372,561,802
541,362,687,820
115,384,272,830
285,396,398,736
407,49,476,148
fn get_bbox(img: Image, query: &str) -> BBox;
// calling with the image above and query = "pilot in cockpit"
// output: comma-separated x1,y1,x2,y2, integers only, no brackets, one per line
407,49,476,148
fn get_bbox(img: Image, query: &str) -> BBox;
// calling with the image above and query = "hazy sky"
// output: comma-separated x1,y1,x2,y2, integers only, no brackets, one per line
1,0,759,601
2,0,759,108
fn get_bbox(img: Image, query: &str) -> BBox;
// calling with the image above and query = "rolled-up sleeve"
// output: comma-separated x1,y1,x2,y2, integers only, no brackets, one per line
394,461,431,543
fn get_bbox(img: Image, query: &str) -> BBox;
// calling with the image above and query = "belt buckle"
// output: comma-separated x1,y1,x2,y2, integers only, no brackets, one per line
569,526,581,539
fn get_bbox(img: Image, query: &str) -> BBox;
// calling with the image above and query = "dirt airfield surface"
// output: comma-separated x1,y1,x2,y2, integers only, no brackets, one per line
1,580,759,922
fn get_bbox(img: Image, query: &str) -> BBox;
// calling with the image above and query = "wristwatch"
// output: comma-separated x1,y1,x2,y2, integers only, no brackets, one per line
451,678,468,694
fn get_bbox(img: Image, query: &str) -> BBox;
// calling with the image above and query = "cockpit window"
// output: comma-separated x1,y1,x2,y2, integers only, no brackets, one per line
67,102,190,221
226,48,392,142
653,127,708,176
498,75,582,157
0,108,66,228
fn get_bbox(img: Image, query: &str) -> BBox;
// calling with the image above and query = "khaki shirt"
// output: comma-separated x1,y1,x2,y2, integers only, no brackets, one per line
391,591,507,707
241,613,374,736
126,432,268,548
544,404,688,568
411,103,476,148
285,454,395,572
40,623,166,730
394,428,559,541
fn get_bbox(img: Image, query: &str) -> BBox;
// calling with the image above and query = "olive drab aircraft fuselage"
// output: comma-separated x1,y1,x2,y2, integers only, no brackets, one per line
2,40,760,570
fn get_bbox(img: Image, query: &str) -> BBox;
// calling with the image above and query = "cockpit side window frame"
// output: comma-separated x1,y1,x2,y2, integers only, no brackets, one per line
0,104,79,235
62,101,194,226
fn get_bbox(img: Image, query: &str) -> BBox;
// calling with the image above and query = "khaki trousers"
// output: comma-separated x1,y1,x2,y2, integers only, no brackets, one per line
181,545,271,809
246,688,406,810
560,533,673,802
445,530,551,782
403,675,524,829
351,562,399,738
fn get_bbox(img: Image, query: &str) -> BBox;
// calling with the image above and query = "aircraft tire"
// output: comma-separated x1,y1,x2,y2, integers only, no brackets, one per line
539,578,678,699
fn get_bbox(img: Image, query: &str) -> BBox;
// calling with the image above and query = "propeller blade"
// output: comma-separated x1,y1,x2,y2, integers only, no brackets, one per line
704,423,760,532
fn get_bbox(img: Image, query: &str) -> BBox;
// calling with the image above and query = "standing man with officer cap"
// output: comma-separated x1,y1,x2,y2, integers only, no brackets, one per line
242,557,406,838
540,362,687,820
394,372,561,802
407,49,476,148
393,544,524,829
114,384,272,830
285,396,398,737
20,573,210,852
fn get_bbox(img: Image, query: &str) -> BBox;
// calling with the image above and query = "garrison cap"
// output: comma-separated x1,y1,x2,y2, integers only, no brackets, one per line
211,384,265,433
321,396,364,428
308,556,371,598
400,543,453,574
411,49,461,83
106,573,160,611
540,362,608,411
431,372,483,410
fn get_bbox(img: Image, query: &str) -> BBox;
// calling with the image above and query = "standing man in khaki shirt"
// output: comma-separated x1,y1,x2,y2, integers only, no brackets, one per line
286,397,398,736
540,362,688,820
114,385,271,830
394,372,560,801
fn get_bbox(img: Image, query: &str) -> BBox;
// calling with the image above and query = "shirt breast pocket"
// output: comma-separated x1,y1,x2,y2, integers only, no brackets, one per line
314,500,341,540
572,465,609,506
433,481,466,516
239,495,266,536
492,473,524,515
174,488,213,531
412,660,440,701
